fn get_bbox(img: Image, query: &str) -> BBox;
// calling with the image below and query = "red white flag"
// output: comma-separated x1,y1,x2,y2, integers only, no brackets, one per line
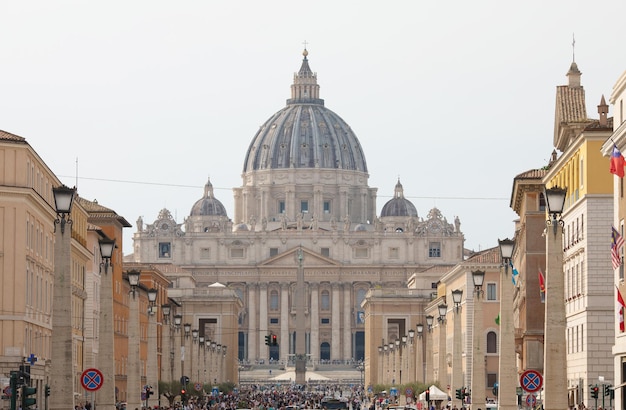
617,286,626,332
538,269,546,294
612,226,624,270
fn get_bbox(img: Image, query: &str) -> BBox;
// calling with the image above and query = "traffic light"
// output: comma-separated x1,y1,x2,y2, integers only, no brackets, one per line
21,385,37,410
455,388,463,400
45,384,50,397
180,388,187,403
272,334,278,346
591,385,599,399
492,382,499,397
425,391,430,402
146,386,154,397
604,385,611,397
264,335,271,346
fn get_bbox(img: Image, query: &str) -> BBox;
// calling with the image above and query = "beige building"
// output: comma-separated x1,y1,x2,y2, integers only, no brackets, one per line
130,50,466,380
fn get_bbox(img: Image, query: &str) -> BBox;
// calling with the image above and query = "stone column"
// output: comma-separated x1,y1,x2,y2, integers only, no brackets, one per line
471,288,486,410
50,225,75,410
425,328,433,383
147,312,158,396
280,283,290,363
96,258,116,410
173,325,182,383
438,318,447,388
161,320,171,383
331,283,341,360
310,283,320,364
259,284,269,361
452,305,463,408
248,284,257,362
499,264,517,410
126,291,141,410
343,283,352,362
544,221,567,410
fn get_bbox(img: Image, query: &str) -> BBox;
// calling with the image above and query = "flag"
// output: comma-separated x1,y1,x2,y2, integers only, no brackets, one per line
611,145,626,178
510,261,519,285
494,313,500,326
617,286,626,332
538,269,546,295
612,226,624,270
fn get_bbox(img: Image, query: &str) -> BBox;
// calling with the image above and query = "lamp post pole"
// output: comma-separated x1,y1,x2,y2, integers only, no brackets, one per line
416,324,424,383
173,314,182,383
408,330,415,383
147,289,158,405
50,185,76,410
425,315,434,383
471,270,486,410
437,303,448,389
451,289,463,409
191,329,199,385
161,304,172,383
97,238,117,410
498,238,517,410
543,186,568,410
378,346,383,384
126,270,142,410
183,323,191,383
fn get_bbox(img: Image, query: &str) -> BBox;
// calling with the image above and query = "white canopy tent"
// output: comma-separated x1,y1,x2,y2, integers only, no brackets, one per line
418,385,448,401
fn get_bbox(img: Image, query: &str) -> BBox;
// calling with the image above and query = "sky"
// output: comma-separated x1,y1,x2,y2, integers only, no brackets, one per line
2,1,626,256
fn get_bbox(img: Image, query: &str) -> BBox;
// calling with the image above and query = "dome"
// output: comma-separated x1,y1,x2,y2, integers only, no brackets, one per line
243,49,368,173
190,178,228,217
380,179,418,217
234,223,249,231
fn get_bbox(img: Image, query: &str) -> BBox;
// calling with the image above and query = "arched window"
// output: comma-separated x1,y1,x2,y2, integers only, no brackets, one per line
321,290,330,310
320,342,331,361
356,289,367,307
270,290,279,311
487,331,498,353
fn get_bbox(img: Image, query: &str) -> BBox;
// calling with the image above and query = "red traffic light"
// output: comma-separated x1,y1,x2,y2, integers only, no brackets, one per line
271,334,277,346
181,389,186,395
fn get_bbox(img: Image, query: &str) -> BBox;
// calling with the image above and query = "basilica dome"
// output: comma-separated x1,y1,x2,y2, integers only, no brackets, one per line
190,178,228,217
242,49,368,173
380,179,418,217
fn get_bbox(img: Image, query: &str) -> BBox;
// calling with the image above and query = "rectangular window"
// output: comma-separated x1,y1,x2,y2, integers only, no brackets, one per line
301,200,309,213
428,242,441,258
321,247,330,257
323,201,331,214
200,248,211,259
230,248,245,258
355,248,369,258
389,247,399,259
270,318,279,324
159,242,171,258
270,248,279,257
487,283,497,301
321,318,330,324
487,373,498,388
279,201,286,214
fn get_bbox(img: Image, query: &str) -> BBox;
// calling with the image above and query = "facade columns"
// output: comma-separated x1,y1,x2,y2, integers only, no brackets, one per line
499,264,517,410
343,283,352,361
247,284,257,361
310,283,320,364
147,312,158,396
280,283,290,362
259,284,268,361
331,283,341,360
126,291,141,410
96,259,116,410
438,318,447,388
161,319,172,383
452,303,463,408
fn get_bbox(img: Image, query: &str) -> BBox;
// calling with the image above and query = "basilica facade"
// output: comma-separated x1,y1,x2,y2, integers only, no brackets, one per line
130,49,465,367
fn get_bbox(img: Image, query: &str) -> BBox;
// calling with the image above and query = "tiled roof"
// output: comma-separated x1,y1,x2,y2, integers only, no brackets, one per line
465,246,500,264
514,168,547,180
0,129,26,142
76,196,132,227
585,117,614,130
555,85,587,124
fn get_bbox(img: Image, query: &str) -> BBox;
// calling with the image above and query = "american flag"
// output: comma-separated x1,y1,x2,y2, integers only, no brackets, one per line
612,226,624,270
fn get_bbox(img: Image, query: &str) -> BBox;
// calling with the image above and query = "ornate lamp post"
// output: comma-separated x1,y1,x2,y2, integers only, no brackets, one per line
183,323,191,384
498,238,517,410
437,303,448,388
451,289,463,408
416,324,424,383
408,329,415,382
191,329,199,382
543,186,568,410
147,288,158,407
378,345,384,384
126,270,142,410
471,270,486,410
173,314,183,381
50,185,76,410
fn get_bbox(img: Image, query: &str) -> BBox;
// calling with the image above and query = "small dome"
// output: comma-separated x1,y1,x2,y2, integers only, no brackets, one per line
235,223,249,231
380,179,418,217
190,178,228,217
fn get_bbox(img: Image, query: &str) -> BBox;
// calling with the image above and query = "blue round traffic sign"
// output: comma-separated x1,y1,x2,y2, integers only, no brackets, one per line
81,368,104,392
520,370,543,393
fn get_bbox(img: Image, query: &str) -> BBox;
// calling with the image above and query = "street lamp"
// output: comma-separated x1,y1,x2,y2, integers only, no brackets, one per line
52,184,76,234
146,288,158,403
437,304,448,387
192,329,199,343
471,270,486,410
451,289,463,408
50,184,76,410
498,238,517,410
162,304,171,324
127,270,141,297
184,323,191,338
98,238,115,274
543,185,568,410
174,314,182,329
147,288,158,314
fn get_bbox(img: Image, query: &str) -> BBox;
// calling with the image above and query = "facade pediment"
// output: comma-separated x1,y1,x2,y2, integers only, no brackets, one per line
260,247,339,267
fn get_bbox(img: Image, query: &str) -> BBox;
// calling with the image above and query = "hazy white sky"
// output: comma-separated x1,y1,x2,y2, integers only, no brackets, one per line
2,1,625,256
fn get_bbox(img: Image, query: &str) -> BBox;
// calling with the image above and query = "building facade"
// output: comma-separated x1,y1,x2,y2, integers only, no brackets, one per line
131,50,466,376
